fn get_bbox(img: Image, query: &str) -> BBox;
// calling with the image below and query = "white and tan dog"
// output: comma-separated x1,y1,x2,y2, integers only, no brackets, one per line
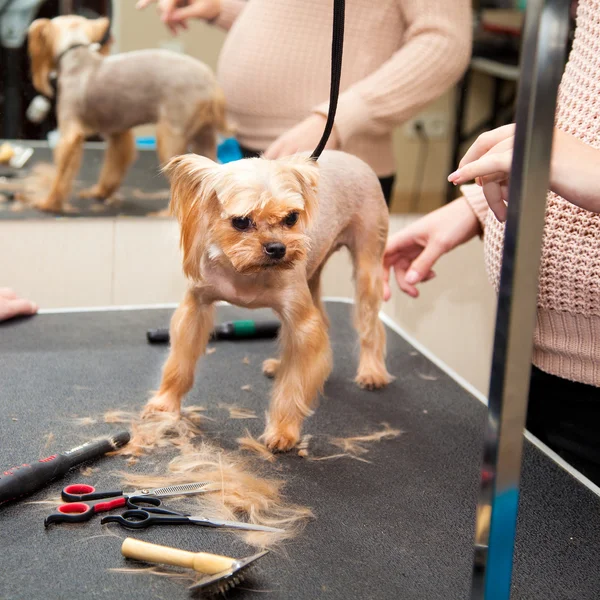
144,150,393,451
28,16,227,212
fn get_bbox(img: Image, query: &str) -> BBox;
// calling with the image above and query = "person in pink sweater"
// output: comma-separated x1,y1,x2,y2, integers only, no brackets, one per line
137,0,472,205
385,0,600,484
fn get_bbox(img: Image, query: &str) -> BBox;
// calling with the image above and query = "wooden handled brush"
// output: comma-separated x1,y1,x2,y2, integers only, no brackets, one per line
122,538,235,574
121,538,268,595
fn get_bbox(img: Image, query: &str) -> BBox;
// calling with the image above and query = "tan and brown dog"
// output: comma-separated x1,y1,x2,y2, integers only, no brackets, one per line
144,150,393,451
28,15,227,212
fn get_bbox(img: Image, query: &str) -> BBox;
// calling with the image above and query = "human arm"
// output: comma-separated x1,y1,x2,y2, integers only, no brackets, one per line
382,198,481,300
313,0,472,148
448,125,600,219
265,0,471,160
135,0,246,34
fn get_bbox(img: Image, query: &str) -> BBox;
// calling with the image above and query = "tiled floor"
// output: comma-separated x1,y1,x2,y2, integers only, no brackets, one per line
0,214,495,394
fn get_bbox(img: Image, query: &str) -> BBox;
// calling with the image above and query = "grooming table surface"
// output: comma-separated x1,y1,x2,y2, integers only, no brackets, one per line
1,302,599,599
0,144,168,219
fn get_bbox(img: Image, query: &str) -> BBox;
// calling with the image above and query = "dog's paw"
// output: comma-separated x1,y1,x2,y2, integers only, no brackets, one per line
63,203,80,214
262,358,280,379
78,185,108,201
355,368,394,391
142,394,181,418
35,198,63,213
261,424,300,452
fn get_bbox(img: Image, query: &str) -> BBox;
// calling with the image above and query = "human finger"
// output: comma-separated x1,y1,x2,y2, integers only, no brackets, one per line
136,0,158,9
263,138,284,160
171,3,213,20
264,137,298,160
383,230,422,265
458,124,515,169
403,242,445,286
482,180,507,222
0,298,38,322
449,150,512,185
159,0,180,12
394,266,419,298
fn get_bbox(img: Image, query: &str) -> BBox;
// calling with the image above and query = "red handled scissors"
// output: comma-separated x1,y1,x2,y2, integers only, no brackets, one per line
44,481,214,527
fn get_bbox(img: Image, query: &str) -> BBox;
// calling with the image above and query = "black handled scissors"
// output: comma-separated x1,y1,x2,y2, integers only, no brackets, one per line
45,481,214,527
44,495,174,527
101,507,284,533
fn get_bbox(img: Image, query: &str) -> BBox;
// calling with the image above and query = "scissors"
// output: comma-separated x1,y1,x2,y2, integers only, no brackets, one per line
44,482,215,527
101,506,285,533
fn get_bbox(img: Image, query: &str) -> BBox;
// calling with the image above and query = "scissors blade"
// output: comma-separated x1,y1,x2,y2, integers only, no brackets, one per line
132,482,216,498
188,516,284,533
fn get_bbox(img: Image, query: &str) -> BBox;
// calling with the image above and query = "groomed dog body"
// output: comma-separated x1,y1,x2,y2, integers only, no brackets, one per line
28,16,227,212
145,150,393,451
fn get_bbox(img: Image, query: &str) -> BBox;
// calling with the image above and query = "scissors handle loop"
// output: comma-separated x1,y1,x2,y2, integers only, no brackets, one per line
62,483,123,502
126,496,182,514
101,510,191,529
44,496,131,527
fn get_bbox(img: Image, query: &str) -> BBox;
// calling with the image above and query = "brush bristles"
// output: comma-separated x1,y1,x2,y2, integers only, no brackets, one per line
195,567,253,596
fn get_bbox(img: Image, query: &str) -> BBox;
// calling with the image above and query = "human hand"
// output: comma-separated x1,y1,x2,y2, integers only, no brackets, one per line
448,124,600,219
382,199,480,300
447,124,515,221
136,0,221,34
263,114,340,160
0,288,38,322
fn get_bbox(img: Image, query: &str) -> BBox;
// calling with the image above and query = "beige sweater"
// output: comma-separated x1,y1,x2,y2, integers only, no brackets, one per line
463,0,600,387
213,0,472,176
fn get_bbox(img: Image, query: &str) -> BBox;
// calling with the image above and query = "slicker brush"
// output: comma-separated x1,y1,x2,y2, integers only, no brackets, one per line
121,538,268,596
190,550,268,595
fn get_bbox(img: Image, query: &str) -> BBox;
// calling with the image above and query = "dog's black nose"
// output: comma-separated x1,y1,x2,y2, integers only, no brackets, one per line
264,242,286,259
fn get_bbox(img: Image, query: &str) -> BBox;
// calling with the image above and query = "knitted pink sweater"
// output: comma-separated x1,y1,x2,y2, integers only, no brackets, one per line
213,0,472,176
463,0,600,386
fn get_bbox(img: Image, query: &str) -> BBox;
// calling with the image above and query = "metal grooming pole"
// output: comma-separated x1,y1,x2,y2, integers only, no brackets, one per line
470,0,570,599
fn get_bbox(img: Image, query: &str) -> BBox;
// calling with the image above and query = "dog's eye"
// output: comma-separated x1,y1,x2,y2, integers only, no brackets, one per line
283,212,299,227
232,217,253,231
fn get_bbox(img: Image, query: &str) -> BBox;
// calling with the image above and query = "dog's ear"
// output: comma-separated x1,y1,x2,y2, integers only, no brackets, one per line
28,19,55,98
163,154,220,221
87,17,111,51
280,155,320,224
163,154,220,279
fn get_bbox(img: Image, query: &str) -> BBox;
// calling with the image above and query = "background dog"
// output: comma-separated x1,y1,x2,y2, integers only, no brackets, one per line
144,150,393,451
28,15,228,212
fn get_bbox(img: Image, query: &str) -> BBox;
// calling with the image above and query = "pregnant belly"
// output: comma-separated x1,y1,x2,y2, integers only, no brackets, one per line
217,21,330,120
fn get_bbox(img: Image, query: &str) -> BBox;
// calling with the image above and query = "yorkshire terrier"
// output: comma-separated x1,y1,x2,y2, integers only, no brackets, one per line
27,16,227,213
144,150,393,451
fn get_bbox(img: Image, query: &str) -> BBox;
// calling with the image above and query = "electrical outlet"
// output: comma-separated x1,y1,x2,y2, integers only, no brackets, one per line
403,114,448,139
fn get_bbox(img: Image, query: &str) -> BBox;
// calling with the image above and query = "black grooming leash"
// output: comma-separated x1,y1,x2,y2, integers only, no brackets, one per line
310,0,345,161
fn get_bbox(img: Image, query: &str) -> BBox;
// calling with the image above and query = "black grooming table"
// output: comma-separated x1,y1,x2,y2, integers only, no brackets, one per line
0,144,169,219
1,302,599,599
